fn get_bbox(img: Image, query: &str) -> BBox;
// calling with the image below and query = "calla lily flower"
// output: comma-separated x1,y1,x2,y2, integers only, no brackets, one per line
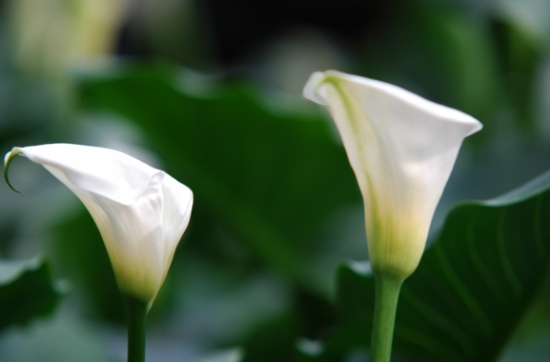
4,144,193,303
304,71,482,280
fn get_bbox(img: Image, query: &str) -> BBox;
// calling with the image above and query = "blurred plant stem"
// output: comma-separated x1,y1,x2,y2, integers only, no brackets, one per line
370,273,403,362
125,296,148,362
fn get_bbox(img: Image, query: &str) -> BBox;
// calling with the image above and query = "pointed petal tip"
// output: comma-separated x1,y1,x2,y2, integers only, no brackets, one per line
441,109,483,137
467,117,483,135
303,71,329,105
4,148,24,196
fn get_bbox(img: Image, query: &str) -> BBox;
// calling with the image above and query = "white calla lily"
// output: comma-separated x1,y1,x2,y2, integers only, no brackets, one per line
4,144,193,303
304,70,482,280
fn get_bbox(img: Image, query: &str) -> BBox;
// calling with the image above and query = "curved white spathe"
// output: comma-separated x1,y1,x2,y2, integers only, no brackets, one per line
304,70,482,279
5,144,193,302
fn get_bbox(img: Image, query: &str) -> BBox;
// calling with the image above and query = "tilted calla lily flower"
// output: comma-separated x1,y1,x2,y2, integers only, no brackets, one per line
304,70,482,280
4,144,193,304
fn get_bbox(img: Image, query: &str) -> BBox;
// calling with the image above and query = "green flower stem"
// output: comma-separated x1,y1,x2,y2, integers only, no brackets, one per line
370,273,404,362
125,296,149,362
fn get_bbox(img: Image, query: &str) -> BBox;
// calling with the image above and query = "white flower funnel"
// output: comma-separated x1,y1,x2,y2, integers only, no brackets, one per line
4,144,193,303
304,71,482,279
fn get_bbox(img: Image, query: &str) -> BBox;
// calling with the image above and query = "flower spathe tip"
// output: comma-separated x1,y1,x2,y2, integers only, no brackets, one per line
4,148,24,196
304,70,482,280
302,71,329,106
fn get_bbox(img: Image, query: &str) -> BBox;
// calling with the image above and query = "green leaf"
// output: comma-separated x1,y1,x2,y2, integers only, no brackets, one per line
0,255,64,333
52,209,125,324
421,10,500,123
309,170,550,361
77,64,360,291
196,348,244,362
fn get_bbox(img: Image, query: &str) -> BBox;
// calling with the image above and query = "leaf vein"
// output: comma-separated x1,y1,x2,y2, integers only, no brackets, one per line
496,209,523,299
435,245,492,337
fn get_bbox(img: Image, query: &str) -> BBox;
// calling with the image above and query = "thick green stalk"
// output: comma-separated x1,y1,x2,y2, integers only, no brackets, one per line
125,296,149,362
370,273,403,362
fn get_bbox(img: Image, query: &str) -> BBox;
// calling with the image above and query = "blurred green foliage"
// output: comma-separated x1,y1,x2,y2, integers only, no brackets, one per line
0,257,63,333
1,0,550,361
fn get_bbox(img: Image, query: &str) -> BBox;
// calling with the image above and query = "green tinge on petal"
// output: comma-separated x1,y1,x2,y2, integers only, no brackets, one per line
4,148,24,196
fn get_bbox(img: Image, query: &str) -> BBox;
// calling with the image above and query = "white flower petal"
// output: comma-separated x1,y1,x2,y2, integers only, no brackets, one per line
5,143,193,302
17,144,158,205
159,174,193,283
304,71,482,279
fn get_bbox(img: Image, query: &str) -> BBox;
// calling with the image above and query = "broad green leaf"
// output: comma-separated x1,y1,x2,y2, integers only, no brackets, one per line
0,255,63,333
77,64,360,291
305,170,550,361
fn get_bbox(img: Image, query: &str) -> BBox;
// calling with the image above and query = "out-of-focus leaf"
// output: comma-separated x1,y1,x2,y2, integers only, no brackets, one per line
52,208,125,324
304,170,550,361
500,22,541,131
0,310,110,362
417,7,500,122
77,64,360,291
239,313,301,362
0,255,63,333
196,348,244,362
499,289,550,362
497,0,550,49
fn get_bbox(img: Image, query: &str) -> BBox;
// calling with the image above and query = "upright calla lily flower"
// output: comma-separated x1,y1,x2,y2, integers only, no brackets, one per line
304,71,482,280
4,144,193,304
